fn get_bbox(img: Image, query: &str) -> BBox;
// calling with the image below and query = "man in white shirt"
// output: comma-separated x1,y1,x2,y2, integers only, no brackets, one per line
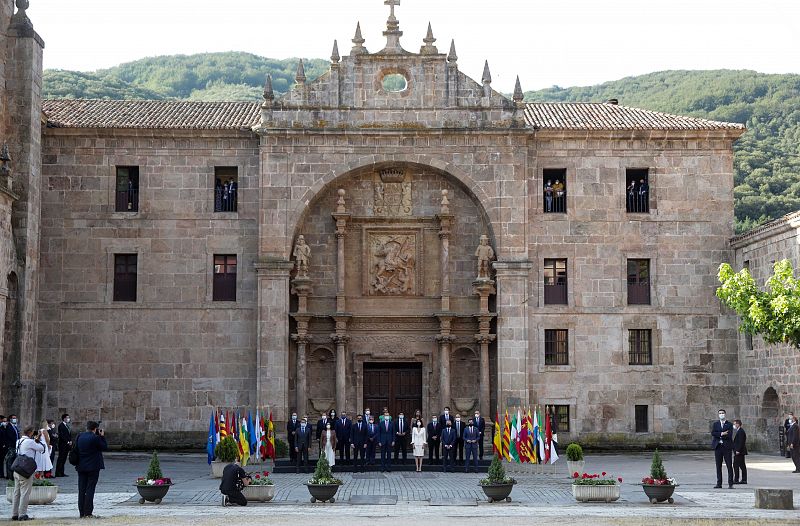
10,426,46,521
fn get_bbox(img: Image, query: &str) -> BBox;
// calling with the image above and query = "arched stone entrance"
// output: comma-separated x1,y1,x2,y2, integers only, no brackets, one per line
760,387,780,451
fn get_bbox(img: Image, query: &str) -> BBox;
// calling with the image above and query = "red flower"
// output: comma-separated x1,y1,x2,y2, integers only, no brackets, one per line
263,471,269,476
582,473,588,479
601,472,606,477
618,477,623,483
34,473,40,480
255,474,260,479
573,472,579,479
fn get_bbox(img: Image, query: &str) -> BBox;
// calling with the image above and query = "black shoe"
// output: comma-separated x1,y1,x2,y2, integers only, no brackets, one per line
740,481,747,484
728,484,734,489
18,516,32,522
713,485,722,488
793,470,800,473
11,517,18,522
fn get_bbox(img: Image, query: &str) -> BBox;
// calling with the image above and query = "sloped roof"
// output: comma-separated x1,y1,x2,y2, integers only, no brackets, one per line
42,99,746,132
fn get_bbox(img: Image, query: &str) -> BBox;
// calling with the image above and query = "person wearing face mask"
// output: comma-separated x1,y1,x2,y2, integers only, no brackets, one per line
294,417,312,474
711,409,734,488
378,410,394,473
286,412,300,463
320,421,337,469
316,412,329,454
411,419,427,472
474,411,486,460
787,415,800,473
363,408,371,423
43,420,57,478
426,416,441,465
441,419,456,473
335,411,352,465
350,415,368,472
366,416,378,466
463,418,480,473
731,419,747,484
0,416,7,479
784,412,795,459
55,414,72,478
453,414,464,462
393,411,409,464
3,415,20,481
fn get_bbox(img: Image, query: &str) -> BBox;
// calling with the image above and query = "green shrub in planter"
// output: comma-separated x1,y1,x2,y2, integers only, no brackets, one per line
479,456,516,485
275,437,289,458
146,451,164,480
308,456,342,485
214,436,239,463
566,443,584,462
650,449,667,480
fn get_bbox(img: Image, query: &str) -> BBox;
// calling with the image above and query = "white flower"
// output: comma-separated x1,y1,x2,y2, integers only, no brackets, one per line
146,479,155,485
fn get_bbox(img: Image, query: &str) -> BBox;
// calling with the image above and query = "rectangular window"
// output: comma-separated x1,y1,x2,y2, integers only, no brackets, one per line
628,329,652,365
214,167,238,213
626,168,649,213
544,329,569,365
213,254,237,301
543,168,567,214
543,259,568,305
635,405,649,433
554,405,570,433
113,254,137,302
115,166,139,212
627,259,651,305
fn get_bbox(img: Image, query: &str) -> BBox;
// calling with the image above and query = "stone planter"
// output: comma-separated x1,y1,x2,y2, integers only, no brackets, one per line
480,482,515,503
243,484,275,502
641,484,677,504
305,483,340,503
211,461,232,478
135,483,172,504
572,484,620,503
566,460,585,476
5,485,58,505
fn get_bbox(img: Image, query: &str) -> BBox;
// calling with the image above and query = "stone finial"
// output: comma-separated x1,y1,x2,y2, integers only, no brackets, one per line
482,60,492,85
513,75,524,102
447,39,458,63
440,189,450,215
295,59,306,84
420,22,438,55
15,0,29,13
381,0,404,53
351,21,367,55
12,0,33,29
331,40,340,63
263,74,274,101
336,188,347,214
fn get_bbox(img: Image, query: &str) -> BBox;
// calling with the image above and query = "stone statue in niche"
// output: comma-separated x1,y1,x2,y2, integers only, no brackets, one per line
475,234,495,280
369,233,416,295
293,235,311,277
374,169,412,216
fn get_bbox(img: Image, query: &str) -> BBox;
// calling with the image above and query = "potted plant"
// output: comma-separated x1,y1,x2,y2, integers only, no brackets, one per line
571,471,622,502
305,456,342,503
479,456,517,503
243,470,275,502
640,449,678,504
565,443,585,476
5,474,58,505
212,436,238,478
135,451,173,504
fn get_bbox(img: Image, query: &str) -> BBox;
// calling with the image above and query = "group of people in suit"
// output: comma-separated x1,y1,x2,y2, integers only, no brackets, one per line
286,406,487,473
711,409,748,488
785,412,800,473
1,414,73,480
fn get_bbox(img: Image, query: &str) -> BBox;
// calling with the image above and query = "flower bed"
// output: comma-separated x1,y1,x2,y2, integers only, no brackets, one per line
571,472,622,503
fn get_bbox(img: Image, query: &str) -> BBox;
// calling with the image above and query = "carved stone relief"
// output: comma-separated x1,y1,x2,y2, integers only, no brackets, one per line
374,168,412,217
367,231,418,295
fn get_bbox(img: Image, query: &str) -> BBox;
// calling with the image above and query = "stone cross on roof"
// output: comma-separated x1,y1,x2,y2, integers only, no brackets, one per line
385,0,400,18
381,0,404,53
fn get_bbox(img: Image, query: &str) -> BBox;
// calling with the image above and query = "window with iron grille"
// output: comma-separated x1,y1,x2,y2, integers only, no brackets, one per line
627,259,651,305
628,329,652,365
544,329,569,365
554,405,570,433
115,166,139,212
635,405,649,433
543,168,567,214
113,254,137,302
626,168,649,213
544,259,568,305
213,254,237,301
214,167,238,213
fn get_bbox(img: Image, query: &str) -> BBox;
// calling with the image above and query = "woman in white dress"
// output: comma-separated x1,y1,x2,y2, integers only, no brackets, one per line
321,423,337,467
36,420,54,476
411,419,427,472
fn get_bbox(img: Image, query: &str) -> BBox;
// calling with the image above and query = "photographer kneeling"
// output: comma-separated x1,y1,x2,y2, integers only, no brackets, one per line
220,460,251,507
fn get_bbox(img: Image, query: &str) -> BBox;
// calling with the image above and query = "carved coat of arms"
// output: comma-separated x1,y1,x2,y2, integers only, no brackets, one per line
374,169,412,216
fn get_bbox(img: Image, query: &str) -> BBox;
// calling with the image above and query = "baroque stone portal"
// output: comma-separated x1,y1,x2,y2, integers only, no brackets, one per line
368,231,417,295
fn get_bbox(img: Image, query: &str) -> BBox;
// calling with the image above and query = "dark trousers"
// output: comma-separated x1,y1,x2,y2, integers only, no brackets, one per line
792,447,800,471
288,436,296,461
733,453,747,482
380,443,392,471
353,444,366,471
394,435,408,461
427,440,440,463
478,434,484,459
366,442,376,464
455,438,464,462
222,489,247,506
464,444,478,471
296,446,309,472
78,470,100,517
56,445,70,476
4,450,13,480
714,447,733,486
0,446,6,478
337,440,351,463
442,446,455,472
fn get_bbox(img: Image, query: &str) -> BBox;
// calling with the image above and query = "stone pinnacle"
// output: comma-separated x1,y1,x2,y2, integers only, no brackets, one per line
447,39,458,63
482,60,492,85
331,40,340,63
263,74,274,101
513,76,524,102
295,59,306,83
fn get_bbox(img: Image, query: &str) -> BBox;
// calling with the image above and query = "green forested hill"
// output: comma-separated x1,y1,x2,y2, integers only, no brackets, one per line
43,55,800,233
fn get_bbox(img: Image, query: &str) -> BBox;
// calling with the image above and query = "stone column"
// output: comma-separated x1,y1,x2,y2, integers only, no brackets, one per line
473,278,496,419
437,190,453,312
332,189,350,314
331,331,350,412
493,260,532,408
436,314,455,411
475,333,495,418
292,333,311,417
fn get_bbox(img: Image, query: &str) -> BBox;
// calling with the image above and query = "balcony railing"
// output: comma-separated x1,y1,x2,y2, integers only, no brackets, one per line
544,283,568,305
544,191,566,213
627,191,649,213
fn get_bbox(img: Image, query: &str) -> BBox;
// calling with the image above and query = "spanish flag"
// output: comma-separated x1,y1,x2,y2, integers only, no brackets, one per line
502,410,511,461
265,411,276,461
493,412,502,458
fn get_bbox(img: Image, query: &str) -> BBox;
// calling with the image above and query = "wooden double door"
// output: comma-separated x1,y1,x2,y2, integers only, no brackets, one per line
363,362,422,418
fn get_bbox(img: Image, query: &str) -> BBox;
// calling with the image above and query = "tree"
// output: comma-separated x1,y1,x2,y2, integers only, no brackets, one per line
716,259,800,347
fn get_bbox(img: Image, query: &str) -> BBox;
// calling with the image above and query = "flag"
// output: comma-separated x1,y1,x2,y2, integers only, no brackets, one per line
265,411,276,460
207,411,217,465
515,409,523,463
518,410,530,464
254,410,262,459
534,407,544,463
509,411,519,462
259,413,268,460
492,412,502,458
238,416,250,466
526,409,537,464
214,410,220,444
546,407,559,464
502,410,511,461
247,411,257,455
219,411,228,439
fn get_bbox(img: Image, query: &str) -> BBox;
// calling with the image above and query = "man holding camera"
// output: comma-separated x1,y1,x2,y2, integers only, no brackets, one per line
220,460,250,506
75,421,108,519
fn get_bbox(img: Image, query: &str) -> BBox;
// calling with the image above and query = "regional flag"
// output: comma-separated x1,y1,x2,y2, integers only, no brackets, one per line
526,409,537,464
266,411,276,460
492,412,502,458
207,411,216,465
534,407,544,463
214,410,220,444
518,411,530,464
247,411,257,455
509,411,519,462
219,411,228,439
239,417,251,466
502,410,511,461
259,414,268,460
546,407,559,464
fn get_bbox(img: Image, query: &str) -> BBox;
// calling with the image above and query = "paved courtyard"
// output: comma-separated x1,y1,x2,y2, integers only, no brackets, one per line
2,451,799,525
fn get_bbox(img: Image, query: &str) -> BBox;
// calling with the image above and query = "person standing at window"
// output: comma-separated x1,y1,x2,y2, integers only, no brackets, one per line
544,180,553,212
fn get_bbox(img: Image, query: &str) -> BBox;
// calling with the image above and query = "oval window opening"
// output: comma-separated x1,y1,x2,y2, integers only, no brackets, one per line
382,73,408,92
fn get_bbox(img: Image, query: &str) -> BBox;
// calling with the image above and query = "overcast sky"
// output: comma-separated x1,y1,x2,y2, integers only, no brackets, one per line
29,0,800,92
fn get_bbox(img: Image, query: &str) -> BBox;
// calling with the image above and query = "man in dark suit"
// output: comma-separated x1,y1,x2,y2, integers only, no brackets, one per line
426,416,441,464
316,412,329,453
711,409,734,488
286,412,300,462
441,419,456,472
463,418,480,473
335,411,352,465
366,416,379,465
787,415,800,473
294,417,312,473
784,412,795,458
393,411,409,463
439,407,452,428
350,414,368,472
55,413,73,478
0,415,7,479
2,414,20,480
453,414,465,462
378,411,394,472
76,421,108,519
732,419,748,484
473,411,486,460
